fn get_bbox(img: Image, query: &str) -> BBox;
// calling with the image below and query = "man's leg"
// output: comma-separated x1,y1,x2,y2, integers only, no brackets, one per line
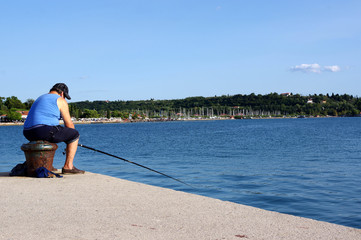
63,138,79,170
51,126,84,174
62,138,84,174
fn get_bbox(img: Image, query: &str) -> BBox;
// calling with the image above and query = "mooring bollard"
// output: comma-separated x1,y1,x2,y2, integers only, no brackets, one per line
21,141,58,177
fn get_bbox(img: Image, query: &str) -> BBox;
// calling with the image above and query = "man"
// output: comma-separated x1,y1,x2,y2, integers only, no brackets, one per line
23,83,84,174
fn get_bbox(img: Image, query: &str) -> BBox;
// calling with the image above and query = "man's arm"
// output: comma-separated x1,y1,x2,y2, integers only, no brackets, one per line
57,97,75,129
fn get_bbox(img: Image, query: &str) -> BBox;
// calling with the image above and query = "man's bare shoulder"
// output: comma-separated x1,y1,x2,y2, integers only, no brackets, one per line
57,97,69,109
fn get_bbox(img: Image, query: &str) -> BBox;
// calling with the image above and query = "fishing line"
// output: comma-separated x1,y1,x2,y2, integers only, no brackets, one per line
77,143,193,187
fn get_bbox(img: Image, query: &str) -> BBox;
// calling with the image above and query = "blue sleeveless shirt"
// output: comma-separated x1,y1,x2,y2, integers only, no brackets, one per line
24,94,61,129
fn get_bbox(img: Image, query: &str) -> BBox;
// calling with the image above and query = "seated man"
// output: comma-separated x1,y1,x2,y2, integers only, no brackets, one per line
23,83,84,174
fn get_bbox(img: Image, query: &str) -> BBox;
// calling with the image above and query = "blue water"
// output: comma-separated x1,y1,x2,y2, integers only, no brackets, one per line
1,118,360,229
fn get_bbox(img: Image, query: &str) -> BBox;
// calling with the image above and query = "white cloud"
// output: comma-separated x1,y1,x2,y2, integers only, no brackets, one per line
323,65,341,72
290,63,341,73
291,63,321,73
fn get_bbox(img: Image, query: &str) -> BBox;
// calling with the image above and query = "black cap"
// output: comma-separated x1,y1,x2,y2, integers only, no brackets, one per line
50,83,71,100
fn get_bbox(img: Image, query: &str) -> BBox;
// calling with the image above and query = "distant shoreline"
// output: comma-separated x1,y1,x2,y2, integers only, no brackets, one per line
0,115,347,127
0,118,230,126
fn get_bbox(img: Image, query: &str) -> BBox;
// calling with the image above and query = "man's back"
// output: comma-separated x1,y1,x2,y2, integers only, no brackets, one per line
24,93,60,129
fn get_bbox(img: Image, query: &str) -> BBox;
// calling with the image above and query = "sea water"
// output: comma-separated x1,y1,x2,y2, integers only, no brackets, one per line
1,118,360,229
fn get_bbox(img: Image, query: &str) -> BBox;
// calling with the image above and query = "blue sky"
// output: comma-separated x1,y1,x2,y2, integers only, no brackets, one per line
1,0,360,102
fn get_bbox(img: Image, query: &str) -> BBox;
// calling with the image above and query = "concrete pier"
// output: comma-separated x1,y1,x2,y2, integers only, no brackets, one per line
1,172,360,240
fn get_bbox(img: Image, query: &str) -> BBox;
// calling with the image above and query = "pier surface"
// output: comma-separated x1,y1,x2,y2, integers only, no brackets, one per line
1,172,360,240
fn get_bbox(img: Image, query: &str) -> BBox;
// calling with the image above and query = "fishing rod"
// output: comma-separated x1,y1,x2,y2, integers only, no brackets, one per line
77,143,192,187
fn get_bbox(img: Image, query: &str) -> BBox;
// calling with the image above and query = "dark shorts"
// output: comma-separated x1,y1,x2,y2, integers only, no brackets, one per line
23,125,79,144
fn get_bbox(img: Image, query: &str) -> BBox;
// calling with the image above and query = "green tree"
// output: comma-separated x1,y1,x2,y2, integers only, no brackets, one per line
24,99,35,109
7,109,22,121
0,109,7,115
5,96,25,109
81,109,99,118
111,110,129,119
0,97,6,111
76,109,81,119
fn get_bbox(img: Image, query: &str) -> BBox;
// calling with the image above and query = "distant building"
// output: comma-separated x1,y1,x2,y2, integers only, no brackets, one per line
281,93,291,97
0,115,7,122
16,111,29,120
307,99,313,104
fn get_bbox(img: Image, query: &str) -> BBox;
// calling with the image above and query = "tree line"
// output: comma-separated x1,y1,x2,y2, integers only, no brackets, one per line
70,93,361,119
1,93,361,122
